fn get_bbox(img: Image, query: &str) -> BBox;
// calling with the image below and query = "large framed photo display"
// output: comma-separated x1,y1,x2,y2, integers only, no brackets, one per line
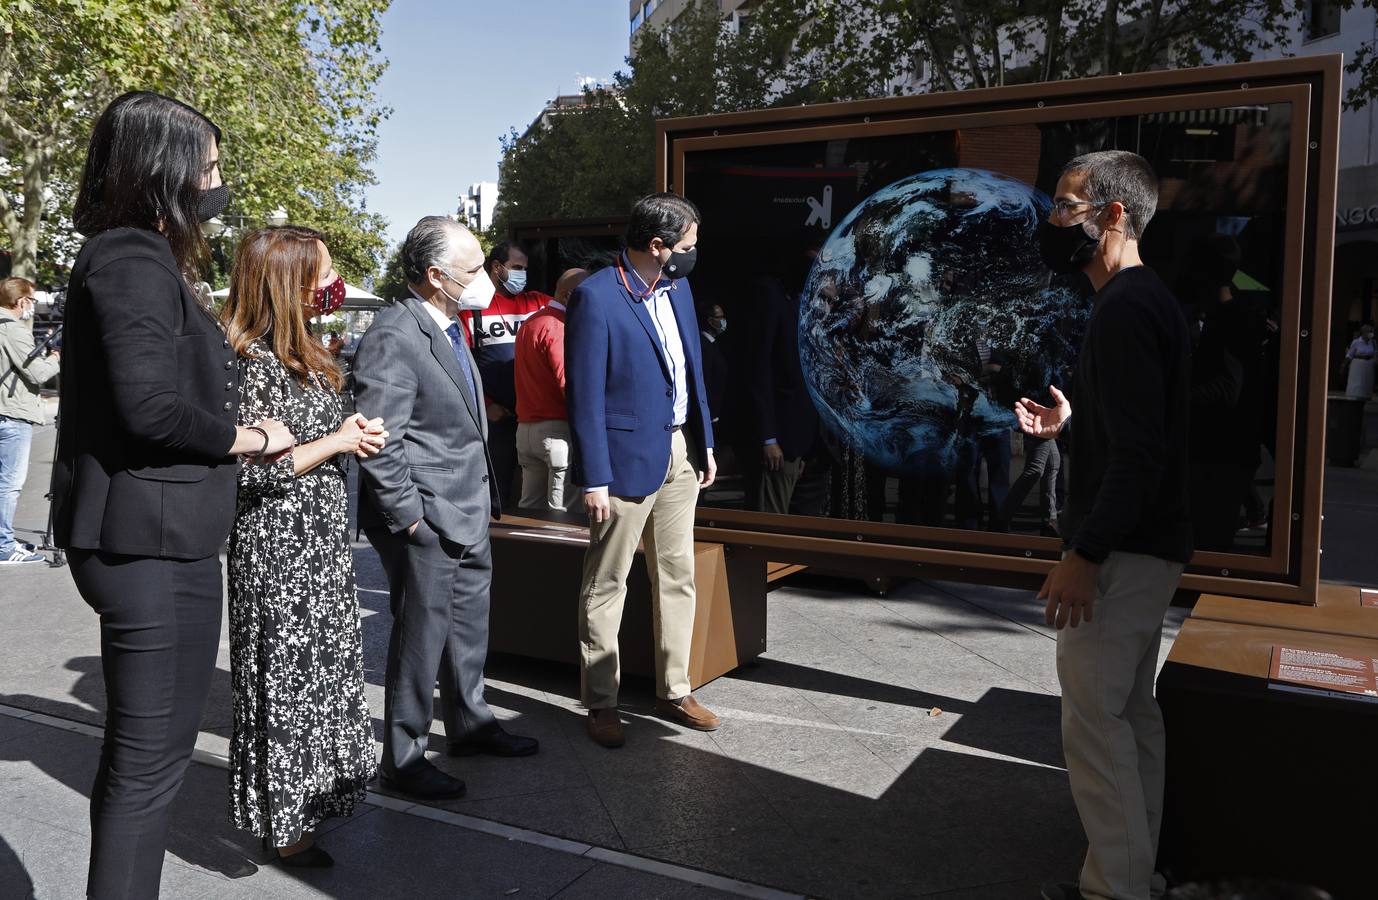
659,56,1343,604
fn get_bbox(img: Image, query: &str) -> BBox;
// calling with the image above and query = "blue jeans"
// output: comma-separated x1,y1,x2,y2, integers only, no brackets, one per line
0,415,34,556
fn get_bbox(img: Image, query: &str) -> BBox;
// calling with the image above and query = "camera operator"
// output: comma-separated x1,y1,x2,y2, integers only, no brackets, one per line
0,277,61,565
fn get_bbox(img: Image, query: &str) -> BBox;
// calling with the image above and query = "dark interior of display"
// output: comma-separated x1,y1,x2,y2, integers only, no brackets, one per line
681,103,1293,558
515,230,628,296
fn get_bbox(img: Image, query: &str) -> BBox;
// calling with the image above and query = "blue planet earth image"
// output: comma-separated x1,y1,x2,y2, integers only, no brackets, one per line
799,167,1091,477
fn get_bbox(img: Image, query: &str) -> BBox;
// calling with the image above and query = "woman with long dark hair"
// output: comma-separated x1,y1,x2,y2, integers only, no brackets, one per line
53,91,294,899
221,226,382,866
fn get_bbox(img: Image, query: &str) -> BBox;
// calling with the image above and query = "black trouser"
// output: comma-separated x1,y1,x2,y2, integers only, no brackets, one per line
366,522,496,777
1002,435,1061,527
1189,461,1254,552
488,415,520,508
955,431,1012,530
69,550,223,900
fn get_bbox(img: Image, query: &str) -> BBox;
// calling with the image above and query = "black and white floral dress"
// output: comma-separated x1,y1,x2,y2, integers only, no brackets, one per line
227,341,375,847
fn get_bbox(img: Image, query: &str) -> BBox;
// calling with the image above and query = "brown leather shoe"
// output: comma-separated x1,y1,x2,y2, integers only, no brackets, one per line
586,708,625,748
654,695,721,731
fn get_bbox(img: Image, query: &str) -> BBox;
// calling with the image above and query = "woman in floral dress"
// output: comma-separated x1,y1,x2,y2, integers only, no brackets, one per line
222,225,386,866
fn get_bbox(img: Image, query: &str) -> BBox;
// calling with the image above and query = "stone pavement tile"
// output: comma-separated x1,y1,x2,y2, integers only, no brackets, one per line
0,711,51,746
0,813,79,900
706,704,878,769
440,785,626,849
636,826,839,899
560,718,779,851
425,707,592,803
919,878,1047,899
0,721,98,834
920,686,1064,769
910,581,1055,634
551,861,750,899
760,602,835,649
250,806,596,899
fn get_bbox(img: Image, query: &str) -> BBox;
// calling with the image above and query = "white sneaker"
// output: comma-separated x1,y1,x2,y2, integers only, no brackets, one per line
0,547,46,565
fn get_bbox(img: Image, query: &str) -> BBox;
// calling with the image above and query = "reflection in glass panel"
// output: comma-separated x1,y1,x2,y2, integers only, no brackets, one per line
518,232,626,296
686,103,1290,556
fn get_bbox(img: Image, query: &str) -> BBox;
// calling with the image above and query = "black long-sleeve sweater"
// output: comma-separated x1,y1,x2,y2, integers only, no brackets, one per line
1063,265,1194,565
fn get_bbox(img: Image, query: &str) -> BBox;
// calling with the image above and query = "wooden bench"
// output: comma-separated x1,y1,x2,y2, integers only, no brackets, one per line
1190,582,1378,640
487,515,768,690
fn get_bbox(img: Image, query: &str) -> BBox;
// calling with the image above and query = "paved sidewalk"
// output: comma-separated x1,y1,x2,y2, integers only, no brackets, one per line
2,407,1375,899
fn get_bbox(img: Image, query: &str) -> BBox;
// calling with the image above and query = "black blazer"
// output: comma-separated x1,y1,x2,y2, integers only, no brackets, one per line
52,227,241,559
745,276,817,460
699,331,727,423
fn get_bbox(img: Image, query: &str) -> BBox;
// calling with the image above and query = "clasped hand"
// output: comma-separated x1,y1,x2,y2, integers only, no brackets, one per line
335,413,387,458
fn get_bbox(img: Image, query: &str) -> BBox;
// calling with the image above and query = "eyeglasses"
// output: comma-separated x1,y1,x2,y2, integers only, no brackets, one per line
1050,198,1130,218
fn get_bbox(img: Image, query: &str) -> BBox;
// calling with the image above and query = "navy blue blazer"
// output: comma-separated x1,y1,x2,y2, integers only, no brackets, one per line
565,259,714,497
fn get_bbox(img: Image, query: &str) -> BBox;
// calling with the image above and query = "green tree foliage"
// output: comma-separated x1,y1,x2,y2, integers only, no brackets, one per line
375,242,407,302
491,0,1378,238
491,0,786,238
0,0,390,286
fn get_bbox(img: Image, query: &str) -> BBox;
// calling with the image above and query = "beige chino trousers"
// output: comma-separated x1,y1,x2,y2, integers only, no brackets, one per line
578,429,699,708
1057,551,1184,900
516,419,577,511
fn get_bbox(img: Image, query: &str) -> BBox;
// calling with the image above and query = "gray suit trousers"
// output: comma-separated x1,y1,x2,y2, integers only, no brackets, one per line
367,519,496,777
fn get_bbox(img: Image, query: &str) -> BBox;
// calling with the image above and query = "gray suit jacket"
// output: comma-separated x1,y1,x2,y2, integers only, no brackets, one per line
354,293,499,546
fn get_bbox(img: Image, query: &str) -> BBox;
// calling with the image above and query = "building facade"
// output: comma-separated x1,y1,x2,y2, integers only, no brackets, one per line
461,181,499,234
1288,2,1378,370
629,0,753,54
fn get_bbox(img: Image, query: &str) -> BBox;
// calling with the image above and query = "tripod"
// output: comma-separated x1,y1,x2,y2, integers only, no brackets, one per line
36,413,65,568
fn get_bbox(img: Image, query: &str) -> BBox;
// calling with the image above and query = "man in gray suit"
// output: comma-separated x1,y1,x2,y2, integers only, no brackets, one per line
355,216,538,801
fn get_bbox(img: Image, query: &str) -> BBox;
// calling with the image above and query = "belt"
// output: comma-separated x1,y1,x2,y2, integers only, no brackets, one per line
670,424,682,433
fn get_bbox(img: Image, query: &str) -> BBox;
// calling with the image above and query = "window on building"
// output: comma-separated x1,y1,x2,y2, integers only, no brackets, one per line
1306,0,1341,40
631,9,643,34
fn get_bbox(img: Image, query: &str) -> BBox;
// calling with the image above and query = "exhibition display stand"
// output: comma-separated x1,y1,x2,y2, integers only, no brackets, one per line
1157,585,1378,899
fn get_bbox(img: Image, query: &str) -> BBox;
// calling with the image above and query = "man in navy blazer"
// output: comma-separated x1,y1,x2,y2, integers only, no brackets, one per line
565,193,721,748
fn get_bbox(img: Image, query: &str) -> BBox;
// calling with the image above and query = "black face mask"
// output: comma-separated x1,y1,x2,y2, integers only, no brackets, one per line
662,246,697,280
197,184,230,223
1037,218,1099,274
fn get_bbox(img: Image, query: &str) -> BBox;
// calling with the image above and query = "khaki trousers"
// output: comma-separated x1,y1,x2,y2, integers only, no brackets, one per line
579,429,699,708
1057,551,1184,900
516,419,576,511
756,455,804,514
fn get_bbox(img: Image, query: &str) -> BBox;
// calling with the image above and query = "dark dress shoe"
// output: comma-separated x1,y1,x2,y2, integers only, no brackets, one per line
262,837,334,868
587,709,625,748
377,762,467,800
447,723,539,758
276,844,334,868
654,695,721,731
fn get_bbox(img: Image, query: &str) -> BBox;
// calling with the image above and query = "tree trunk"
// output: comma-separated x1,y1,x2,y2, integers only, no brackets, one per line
1133,0,1169,72
949,0,989,88
1102,0,1121,75
1,140,51,281
1041,0,1065,83
988,22,1005,87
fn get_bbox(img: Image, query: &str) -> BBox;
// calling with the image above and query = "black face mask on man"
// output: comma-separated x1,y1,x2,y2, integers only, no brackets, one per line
1037,216,1101,275
661,246,697,280
197,183,230,223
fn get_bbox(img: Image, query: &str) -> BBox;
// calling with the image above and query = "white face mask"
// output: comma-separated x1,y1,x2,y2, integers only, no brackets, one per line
437,266,496,312
458,268,496,311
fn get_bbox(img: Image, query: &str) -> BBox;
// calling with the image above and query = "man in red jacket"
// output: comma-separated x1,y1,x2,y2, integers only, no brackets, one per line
513,268,588,510
460,241,552,503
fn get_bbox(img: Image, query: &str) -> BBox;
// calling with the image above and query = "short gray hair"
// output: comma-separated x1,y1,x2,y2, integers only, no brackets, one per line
1061,150,1158,241
401,215,467,284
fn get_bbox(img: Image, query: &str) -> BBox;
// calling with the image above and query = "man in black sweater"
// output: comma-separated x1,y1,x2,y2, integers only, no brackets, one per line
1017,150,1193,900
